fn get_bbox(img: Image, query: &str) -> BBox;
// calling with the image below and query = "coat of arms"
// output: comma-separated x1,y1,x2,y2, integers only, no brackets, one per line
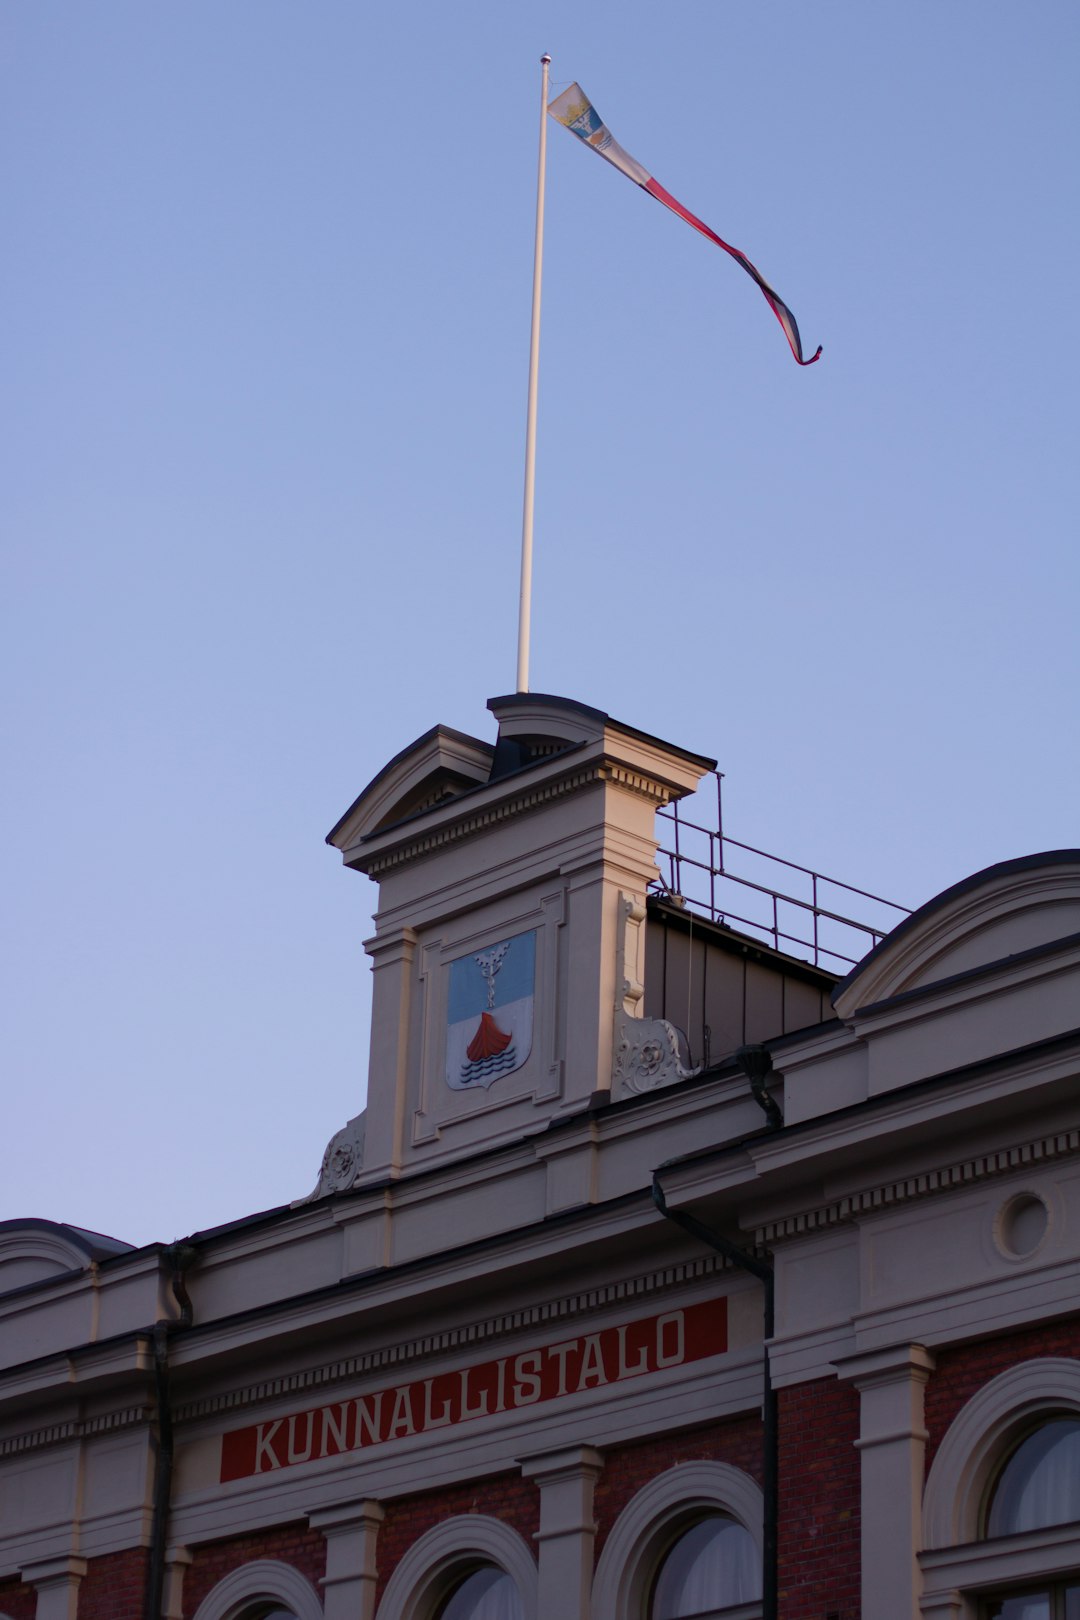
445,930,536,1091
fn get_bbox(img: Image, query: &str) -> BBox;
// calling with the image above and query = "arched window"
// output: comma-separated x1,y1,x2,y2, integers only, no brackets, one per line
921,1362,1080,1619
190,1560,323,1620
650,1513,760,1618
373,1515,537,1620
438,1565,525,1620
985,1419,1080,1537
591,1462,763,1620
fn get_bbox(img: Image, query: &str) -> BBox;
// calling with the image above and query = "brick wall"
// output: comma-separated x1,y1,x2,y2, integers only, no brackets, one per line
183,1521,326,1615
777,1377,860,1620
592,1414,763,1562
374,1471,540,1608
924,1314,1080,1473
78,1548,149,1620
0,1575,35,1620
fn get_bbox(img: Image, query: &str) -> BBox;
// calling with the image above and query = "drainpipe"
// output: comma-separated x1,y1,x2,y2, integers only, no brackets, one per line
651,1176,777,1620
144,1242,196,1620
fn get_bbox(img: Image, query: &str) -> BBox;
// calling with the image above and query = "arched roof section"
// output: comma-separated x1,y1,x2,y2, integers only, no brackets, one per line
833,851,1080,1019
327,724,495,849
0,1218,133,1295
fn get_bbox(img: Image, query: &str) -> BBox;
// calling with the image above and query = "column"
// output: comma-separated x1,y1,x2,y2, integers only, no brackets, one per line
836,1343,935,1620
309,1499,384,1620
519,1444,604,1620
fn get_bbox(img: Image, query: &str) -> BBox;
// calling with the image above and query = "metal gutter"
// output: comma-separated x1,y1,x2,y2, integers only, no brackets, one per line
651,1173,777,1620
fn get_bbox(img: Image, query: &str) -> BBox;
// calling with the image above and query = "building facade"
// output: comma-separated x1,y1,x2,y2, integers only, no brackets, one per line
3,693,1079,1620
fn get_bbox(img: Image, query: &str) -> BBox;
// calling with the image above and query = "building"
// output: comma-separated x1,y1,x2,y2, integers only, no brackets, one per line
2,692,1079,1620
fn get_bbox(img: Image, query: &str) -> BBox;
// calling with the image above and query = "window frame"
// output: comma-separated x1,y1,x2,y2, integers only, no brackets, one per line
920,1359,1080,1619
590,1461,764,1620
373,1514,537,1620
190,1560,324,1620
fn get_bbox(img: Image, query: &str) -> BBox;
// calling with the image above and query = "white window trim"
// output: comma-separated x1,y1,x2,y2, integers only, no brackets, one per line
920,1358,1080,1618
923,1358,1080,1549
373,1514,538,1620
590,1460,764,1620
190,1558,325,1620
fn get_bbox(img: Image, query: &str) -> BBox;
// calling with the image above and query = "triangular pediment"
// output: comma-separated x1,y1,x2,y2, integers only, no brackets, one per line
833,851,1080,1018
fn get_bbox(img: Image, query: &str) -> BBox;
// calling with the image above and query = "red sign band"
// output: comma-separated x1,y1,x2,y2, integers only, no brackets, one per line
220,1296,727,1482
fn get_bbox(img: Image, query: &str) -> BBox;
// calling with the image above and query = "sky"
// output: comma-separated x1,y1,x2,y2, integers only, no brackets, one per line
3,4,1077,1248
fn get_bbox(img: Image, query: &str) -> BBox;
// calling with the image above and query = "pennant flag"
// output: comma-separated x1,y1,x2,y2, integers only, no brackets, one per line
548,83,821,367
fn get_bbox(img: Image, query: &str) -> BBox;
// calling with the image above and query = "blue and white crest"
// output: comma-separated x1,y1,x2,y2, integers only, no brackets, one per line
445,930,535,1091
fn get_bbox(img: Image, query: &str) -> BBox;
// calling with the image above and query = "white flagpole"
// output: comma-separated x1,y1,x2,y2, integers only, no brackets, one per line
516,52,551,694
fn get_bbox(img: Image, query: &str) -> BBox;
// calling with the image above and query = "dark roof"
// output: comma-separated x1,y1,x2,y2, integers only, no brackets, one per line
832,849,1080,1009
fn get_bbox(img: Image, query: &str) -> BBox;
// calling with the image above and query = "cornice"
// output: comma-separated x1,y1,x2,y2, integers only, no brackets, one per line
359,761,672,878
753,1124,1080,1246
0,1401,149,1461
171,1249,734,1428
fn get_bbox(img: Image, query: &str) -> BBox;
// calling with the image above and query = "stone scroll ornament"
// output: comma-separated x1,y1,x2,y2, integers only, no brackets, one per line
298,1110,366,1203
612,893,701,1097
613,1014,702,1095
445,930,536,1091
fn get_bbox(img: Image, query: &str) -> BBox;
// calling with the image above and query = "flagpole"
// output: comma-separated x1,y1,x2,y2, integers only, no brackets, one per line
516,52,551,694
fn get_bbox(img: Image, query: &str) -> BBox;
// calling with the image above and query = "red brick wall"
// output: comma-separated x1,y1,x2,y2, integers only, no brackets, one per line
592,1415,764,1562
777,1377,860,1620
77,1548,150,1620
183,1521,326,1614
924,1315,1080,1473
374,1472,540,1608
0,1575,35,1620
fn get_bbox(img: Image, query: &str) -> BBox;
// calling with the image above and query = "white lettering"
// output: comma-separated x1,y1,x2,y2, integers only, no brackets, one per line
354,1392,384,1447
576,1334,608,1391
459,1367,490,1418
617,1323,649,1379
422,1378,453,1430
254,1419,284,1472
547,1338,578,1397
655,1311,685,1368
494,1357,508,1413
512,1350,542,1405
388,1385,416,1438
286,1412,314,1465
319,1403,349,1457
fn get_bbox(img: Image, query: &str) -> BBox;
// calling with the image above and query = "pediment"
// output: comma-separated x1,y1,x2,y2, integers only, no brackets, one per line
327,726,495,852
833,851,1080,1018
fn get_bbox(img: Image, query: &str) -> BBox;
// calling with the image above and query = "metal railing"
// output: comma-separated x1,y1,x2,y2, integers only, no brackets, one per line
653,772,910,972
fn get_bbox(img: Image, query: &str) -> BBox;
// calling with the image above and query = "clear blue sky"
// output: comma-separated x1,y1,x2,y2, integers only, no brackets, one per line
3,4,1077,1246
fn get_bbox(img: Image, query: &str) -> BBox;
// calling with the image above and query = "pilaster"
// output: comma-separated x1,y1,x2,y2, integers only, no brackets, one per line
309,1498,384,1620
164,1545,192,1620
519,1444,604,1620
25,1558,86,1620
359,926,417,1179
836,1342,936,1620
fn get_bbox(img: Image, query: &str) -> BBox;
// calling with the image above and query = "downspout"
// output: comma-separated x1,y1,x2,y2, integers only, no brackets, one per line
650,1045,782,1620
144,1242,196,1620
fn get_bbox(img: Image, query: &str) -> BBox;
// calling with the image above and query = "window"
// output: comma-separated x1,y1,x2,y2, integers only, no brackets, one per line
373,1515,537,1620
921,1362,1080,1619
983,1584,1080,1618
986,1420,1080,1537
591,1462,764,1620
650,1514,761,1618
438,1566,525,1620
